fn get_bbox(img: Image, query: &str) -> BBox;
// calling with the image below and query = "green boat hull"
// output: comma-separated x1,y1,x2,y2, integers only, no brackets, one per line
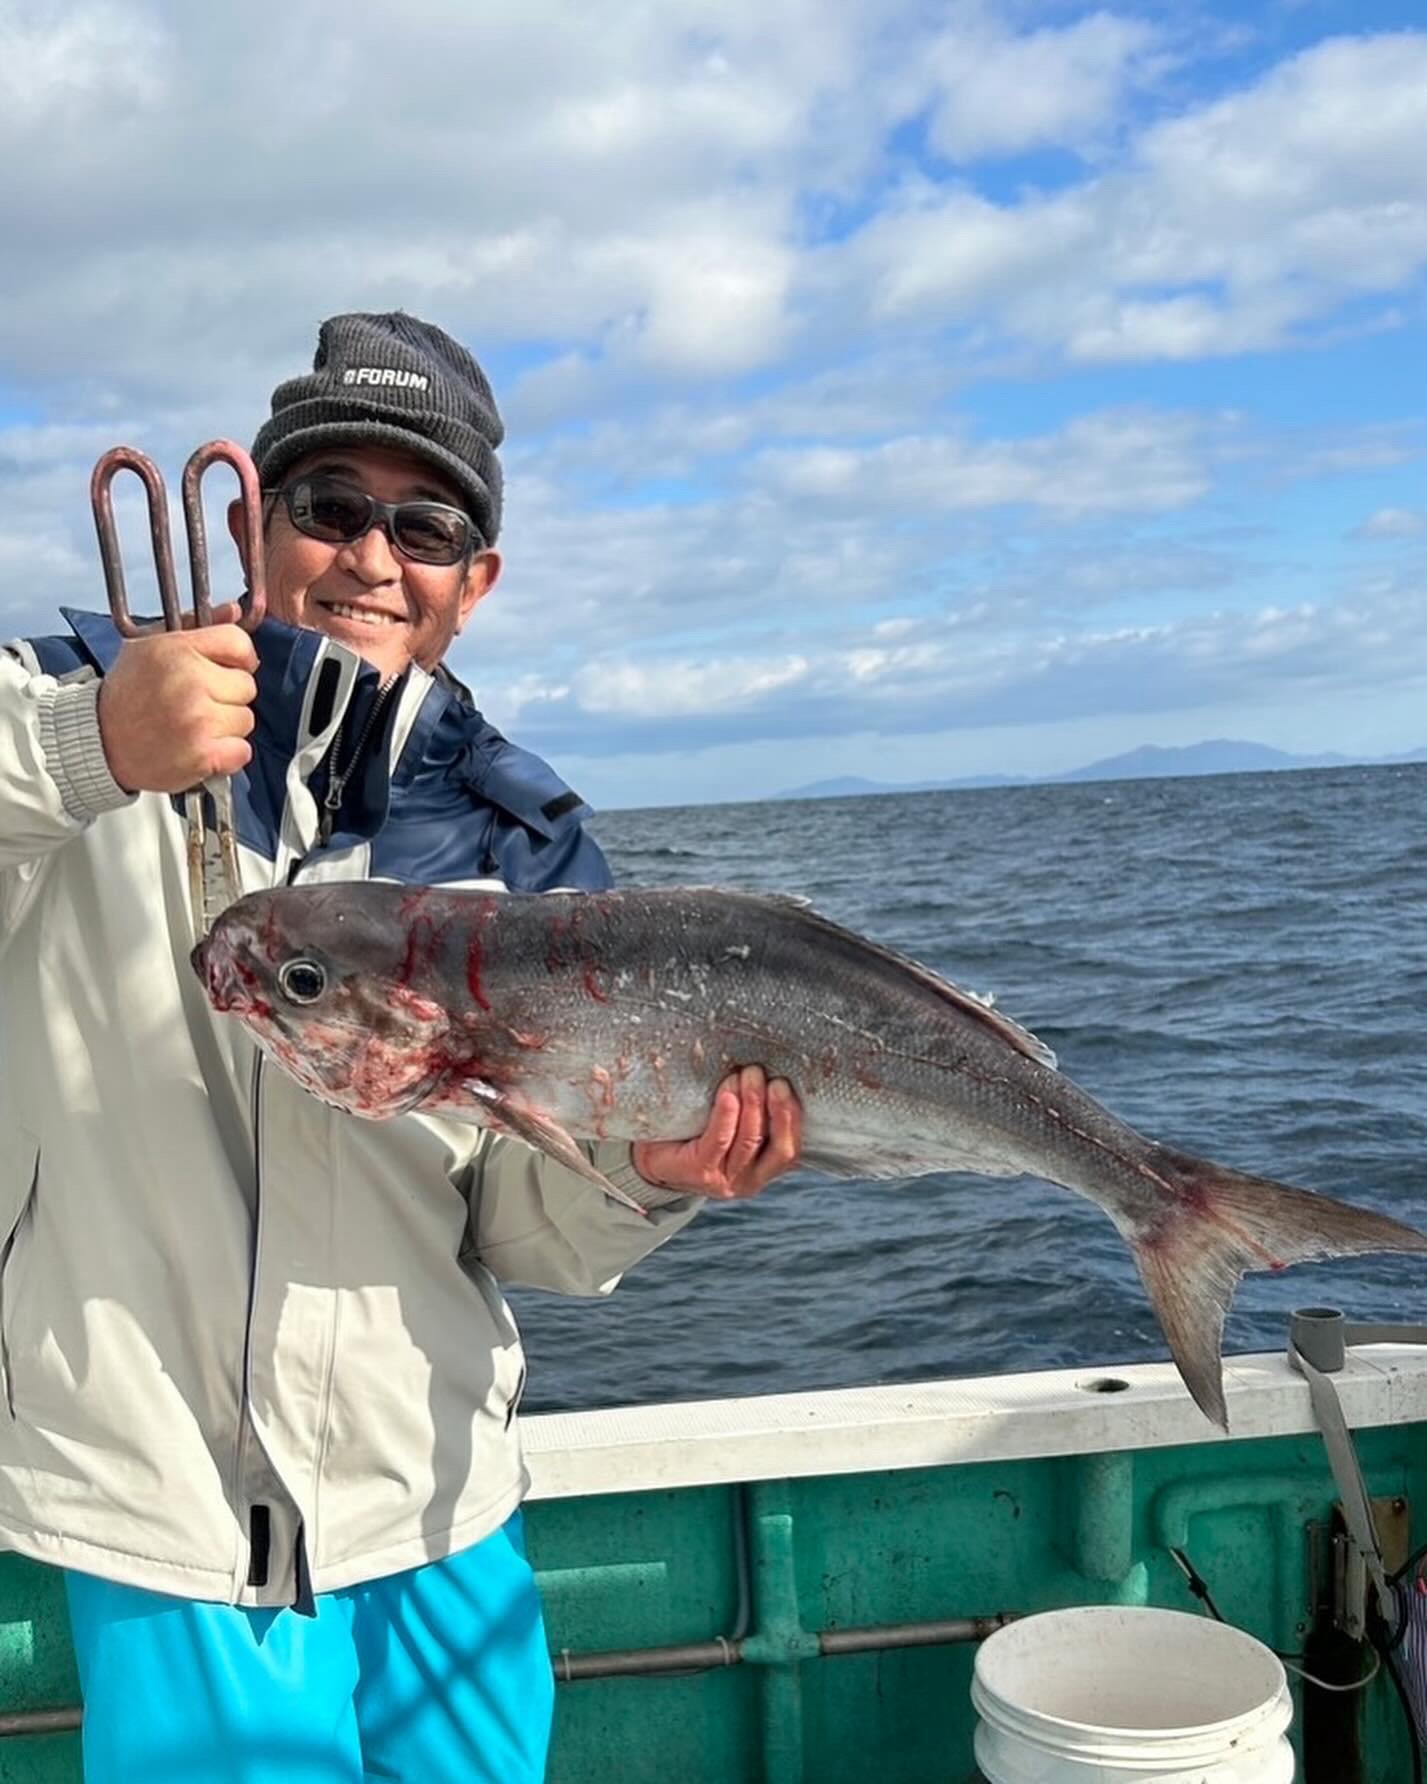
1,1345,1421,1780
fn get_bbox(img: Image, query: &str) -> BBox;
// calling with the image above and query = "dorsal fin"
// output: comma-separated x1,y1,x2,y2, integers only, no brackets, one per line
748,891,1059,1070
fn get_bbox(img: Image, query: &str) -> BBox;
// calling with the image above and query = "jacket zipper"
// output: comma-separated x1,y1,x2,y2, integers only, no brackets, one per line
318,676,397,845
230,1050,266,1591
236,671,392,1594
243,1054,264,1408
0,1157,38,1419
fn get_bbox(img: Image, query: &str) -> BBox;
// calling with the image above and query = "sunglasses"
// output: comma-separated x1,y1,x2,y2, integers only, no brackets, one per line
275,475,483,566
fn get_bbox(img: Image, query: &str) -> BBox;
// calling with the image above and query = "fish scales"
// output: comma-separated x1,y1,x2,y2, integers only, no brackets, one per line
194,882,1427,1430
382,888,1082,1179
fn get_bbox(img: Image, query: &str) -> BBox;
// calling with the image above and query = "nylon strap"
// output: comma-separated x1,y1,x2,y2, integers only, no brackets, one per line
1288,1308,1427,1620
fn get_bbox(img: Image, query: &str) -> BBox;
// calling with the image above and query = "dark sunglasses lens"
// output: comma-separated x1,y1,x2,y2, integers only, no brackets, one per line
290,479,372,543
285,479,473,564
392,506,471,565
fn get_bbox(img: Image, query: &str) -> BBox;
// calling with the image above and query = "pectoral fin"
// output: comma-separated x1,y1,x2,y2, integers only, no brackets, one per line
462,1081,647,1217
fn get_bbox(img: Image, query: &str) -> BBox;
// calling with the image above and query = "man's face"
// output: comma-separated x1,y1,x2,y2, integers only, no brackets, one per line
229,443,500,682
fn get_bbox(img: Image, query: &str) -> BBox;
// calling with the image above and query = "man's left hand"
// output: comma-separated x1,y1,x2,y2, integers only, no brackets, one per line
632,1065,802,1200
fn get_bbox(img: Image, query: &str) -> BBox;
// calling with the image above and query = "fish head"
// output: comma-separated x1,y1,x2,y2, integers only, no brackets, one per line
192,888,471,1119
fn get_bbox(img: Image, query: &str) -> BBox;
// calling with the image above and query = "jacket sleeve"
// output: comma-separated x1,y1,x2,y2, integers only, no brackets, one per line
0,644,132,891
461,1133,702,1294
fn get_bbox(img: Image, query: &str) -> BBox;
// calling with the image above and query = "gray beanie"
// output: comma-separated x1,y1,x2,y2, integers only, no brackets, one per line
251,312,505,542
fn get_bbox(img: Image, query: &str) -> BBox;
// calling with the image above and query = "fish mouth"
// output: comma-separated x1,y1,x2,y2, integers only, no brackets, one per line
191,934,257,1016
189,934,217,995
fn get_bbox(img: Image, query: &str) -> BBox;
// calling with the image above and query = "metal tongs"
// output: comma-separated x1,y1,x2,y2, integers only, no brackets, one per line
90,441,268,936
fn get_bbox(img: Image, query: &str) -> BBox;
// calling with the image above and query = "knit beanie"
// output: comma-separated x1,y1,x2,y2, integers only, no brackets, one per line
251,312,505,542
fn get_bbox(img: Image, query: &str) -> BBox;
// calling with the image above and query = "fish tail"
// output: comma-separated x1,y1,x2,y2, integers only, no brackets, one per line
1127,1146,1427,1430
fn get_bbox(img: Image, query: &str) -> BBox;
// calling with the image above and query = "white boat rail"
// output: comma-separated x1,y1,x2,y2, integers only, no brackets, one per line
524,1343,1427,1499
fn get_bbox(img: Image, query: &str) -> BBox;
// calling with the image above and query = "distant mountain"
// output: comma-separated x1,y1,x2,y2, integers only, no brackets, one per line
776,739,1426,802
1057,740,1351,782
779,773,1016,799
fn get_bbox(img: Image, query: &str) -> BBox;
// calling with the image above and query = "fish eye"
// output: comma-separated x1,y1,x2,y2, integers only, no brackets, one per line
278,958,328,1005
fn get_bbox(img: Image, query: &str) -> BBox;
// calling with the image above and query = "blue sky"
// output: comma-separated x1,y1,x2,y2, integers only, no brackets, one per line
0,0,1423,808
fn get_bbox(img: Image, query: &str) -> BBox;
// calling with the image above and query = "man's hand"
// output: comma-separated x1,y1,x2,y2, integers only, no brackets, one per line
98,604,258,794
632,1065,803,1200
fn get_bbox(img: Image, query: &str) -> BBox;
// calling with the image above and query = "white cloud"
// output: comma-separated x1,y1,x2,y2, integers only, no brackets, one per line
5,393,1414,695
0,0,893,395
0,7,1419,426
754,408,1215,517
488,579,1427,760
1349,506,1427,540
2,9,1420,411
0,0,163,121
595,204,796,375
920,10,1162,162
842,29,1427,363
575,655,810,719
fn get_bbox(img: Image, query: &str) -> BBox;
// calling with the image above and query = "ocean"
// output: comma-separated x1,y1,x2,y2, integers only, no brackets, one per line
507,764,1427,1415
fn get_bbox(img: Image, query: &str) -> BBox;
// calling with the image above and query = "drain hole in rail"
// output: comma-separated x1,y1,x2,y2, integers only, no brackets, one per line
1078,1376,1131,1394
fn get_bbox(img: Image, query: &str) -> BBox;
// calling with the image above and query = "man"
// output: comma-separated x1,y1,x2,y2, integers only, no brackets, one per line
0,312,801,1782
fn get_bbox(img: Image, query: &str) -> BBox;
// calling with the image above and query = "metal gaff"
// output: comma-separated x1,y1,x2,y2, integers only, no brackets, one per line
89,440,268,932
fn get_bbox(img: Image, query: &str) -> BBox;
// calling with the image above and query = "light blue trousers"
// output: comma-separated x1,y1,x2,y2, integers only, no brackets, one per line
64,1515,553,1784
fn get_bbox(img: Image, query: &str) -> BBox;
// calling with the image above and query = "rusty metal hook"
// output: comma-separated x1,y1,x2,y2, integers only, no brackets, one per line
88,440,269,934
90,439,267,637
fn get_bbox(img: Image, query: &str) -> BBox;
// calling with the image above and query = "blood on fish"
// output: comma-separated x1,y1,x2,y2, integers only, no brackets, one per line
197,879,1427,1434
398,914,451,992
388,983,446,1025
397,926,419,989
260,901,284,961
466,934,491,1011
398,887,435,923
230,955,272,1018
647,1051,669,1102
544,918,568,977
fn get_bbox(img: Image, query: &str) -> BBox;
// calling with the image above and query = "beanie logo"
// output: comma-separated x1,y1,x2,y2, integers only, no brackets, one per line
342,366,430,391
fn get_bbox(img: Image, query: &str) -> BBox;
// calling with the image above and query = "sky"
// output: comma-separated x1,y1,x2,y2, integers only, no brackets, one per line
1,0,1424,810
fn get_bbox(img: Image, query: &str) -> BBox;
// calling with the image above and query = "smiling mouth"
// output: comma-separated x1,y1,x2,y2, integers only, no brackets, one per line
320,603,405,629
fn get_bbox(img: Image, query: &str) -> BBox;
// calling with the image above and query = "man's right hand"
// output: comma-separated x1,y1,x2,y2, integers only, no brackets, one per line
98,606,258,794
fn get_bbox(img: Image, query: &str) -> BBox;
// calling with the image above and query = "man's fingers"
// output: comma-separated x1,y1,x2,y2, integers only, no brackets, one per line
205,664,259,708
724,1078,802,1197
213,702,256,739
630,1071,803,1201
206,736,253,777
770,1078,801,1151
180,602,244,631
188,624,259,671
704,1073,742,1161
726,1065,767,1175
756,1079,803,1177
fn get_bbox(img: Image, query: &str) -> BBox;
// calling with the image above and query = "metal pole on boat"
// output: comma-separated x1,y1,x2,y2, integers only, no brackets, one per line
553,1611,1019,1682
0,1707,82,1737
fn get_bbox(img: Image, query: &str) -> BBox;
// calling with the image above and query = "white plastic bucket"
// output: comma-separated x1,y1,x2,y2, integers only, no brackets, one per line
972,1606,1294,1783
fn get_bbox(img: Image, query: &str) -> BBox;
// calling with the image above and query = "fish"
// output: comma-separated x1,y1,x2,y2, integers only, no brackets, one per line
192,882,1427,1429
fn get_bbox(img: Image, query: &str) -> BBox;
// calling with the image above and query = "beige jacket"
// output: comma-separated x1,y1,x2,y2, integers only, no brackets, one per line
0,622,696,1606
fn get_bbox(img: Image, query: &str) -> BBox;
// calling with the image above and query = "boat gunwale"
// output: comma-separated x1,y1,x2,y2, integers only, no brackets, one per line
522,1344,1427,1498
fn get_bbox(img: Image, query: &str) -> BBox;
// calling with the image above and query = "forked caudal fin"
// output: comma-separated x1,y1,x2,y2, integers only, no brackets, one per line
1128,1148,1427,1430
